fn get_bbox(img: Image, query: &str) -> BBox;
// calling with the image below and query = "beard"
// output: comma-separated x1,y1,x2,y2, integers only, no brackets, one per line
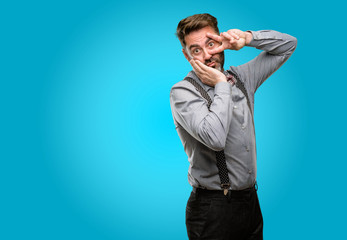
205,51,225,72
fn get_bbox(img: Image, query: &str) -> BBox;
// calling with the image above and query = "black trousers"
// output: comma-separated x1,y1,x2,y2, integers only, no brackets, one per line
186,186,263,240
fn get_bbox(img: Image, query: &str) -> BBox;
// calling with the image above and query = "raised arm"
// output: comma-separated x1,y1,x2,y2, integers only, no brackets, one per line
208,29,297,94
233,30,297,94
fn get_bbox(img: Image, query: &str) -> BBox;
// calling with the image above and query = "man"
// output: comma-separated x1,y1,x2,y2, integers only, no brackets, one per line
170,13,297,239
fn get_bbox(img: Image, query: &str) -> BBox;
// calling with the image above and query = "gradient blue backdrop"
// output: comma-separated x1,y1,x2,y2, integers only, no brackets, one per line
1,0,346,239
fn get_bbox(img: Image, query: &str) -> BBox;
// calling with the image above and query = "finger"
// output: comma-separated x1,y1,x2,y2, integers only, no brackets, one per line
195,59,209,70
207,45,225,55
189,59,197,70
224,32,238,43
227,30,240,40
190,60,206,80
224,32,238,45
194,60,211,73
221,32,233,41
221,32,237,45
190,59,203,73
206,32,222,42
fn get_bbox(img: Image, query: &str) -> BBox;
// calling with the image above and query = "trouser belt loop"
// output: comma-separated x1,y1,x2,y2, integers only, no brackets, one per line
227,190,232,202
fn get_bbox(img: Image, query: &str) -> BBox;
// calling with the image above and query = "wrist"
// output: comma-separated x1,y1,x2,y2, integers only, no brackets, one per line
217,75,227,83
244,31,253,45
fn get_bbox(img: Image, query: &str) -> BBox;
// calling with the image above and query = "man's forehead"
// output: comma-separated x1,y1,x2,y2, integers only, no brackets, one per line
185,26,218,47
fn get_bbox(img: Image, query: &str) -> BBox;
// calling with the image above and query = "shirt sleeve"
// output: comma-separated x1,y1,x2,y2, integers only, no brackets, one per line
170,81,233,151
231,30,297,95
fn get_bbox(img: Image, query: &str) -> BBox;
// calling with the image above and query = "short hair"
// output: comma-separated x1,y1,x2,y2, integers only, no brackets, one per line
176,13,219,47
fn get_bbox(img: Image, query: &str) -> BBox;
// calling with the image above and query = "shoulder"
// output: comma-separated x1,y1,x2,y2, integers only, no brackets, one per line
227,66,246,83
170,76,198,94
170,79,196,100
171,79,192,89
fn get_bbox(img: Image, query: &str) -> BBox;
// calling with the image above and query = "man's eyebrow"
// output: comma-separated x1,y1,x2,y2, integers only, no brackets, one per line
205,37,214,44
189,44,200,51
188,38,214,50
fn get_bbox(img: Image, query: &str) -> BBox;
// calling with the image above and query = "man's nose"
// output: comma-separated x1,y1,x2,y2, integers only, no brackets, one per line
202,48,212,60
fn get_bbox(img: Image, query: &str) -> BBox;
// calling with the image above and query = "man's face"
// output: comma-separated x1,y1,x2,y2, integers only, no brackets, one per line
183,26,224,72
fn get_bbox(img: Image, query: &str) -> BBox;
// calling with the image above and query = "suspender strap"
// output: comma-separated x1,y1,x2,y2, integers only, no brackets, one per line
185,76,231,195
233,74,253,116
227,70,255,129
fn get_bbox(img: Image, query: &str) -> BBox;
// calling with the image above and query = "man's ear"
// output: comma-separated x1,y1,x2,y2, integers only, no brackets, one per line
182,48,191,61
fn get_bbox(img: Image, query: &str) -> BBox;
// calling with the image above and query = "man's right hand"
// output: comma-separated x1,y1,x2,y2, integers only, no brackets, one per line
190,59,227,87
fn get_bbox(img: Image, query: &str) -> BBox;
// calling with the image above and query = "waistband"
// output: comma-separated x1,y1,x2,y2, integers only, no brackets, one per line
193,184,257,198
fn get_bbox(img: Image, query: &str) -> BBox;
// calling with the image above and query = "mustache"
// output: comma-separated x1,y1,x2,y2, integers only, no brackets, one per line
205,58,219,65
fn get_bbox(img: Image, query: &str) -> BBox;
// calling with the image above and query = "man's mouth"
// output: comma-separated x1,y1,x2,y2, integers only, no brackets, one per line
206,61,216,68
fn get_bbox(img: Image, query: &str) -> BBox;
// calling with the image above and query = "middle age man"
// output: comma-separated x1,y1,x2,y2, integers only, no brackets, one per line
170,13,297,239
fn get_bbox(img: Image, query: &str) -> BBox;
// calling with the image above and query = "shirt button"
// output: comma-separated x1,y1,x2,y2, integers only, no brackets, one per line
233,105,238,109
246,146,250,152
248,170,252,174
241,125,245,129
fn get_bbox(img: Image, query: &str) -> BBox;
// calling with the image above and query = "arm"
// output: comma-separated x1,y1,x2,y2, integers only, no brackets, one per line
208,29,297,94
234,30,297,94
170,80,233,151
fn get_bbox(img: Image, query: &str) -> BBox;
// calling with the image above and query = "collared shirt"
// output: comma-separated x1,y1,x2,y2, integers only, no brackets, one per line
170,30,297,190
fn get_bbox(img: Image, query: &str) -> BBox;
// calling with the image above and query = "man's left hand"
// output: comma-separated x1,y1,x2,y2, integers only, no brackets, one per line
207,29,253,55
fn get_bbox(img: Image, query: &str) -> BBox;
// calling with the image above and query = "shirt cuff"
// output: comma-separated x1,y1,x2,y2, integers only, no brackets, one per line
214,81,232,95
246,30,278,48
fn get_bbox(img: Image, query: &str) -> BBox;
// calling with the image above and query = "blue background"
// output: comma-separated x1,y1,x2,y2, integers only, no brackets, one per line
1,0,346,239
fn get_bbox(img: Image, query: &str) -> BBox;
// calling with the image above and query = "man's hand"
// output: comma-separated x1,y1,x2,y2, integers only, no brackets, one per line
190,59,227,87
207,29,253,55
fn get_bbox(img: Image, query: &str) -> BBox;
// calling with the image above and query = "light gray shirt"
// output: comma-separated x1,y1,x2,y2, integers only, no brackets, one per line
170,30,297,190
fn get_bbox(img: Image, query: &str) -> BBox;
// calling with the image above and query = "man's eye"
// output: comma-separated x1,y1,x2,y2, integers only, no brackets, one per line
193,49,201,54
208,42,215,47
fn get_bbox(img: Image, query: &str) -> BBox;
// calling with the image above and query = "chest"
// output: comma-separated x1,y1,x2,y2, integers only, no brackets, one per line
207,85,252,126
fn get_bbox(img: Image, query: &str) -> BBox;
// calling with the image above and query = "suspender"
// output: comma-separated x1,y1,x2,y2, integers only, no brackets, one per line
185,70,253,116
184,70,253,194
229,70,255,128
230,70,253,117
